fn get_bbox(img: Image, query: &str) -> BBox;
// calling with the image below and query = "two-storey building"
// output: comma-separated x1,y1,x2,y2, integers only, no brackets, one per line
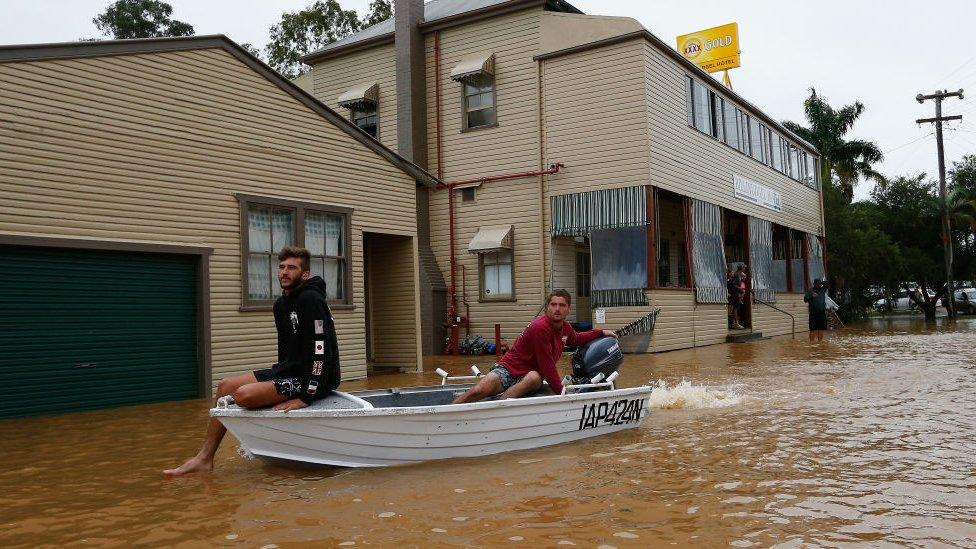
303,0,826,354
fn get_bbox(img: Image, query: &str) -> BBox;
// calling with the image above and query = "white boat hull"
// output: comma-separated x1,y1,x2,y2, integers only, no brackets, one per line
212,385,652,467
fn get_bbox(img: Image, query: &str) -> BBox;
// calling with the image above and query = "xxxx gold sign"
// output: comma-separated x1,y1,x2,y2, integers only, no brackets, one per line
676,22,740,73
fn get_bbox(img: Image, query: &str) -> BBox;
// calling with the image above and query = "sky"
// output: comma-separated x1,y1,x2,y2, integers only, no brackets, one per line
3,0,975,201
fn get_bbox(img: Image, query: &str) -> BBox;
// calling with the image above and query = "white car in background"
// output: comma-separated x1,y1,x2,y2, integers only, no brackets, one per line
874,289,935,313
943,288,976,314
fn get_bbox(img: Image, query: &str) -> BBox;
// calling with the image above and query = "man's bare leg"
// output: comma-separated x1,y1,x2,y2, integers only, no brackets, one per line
498,371,543,400
452,372,503,404
163,373,286,476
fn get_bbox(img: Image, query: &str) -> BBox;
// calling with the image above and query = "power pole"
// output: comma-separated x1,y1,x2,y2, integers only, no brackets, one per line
916,89,964,317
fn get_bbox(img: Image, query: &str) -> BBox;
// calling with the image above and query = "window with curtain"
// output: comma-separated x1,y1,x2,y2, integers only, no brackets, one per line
239,195,351,308
463,74,496,130
247,206,294,301
575,250,591,298
590,226,648,307
304,211,345,301
723,99,738,150
693,80,712,134
691,199,728,303
480,249,513,300
748,216,776,302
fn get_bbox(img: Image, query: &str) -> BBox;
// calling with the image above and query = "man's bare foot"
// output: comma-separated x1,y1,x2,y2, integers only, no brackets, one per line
163,454,213,476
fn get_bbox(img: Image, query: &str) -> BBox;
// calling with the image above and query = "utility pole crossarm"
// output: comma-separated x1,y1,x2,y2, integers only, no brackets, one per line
916,115,963,124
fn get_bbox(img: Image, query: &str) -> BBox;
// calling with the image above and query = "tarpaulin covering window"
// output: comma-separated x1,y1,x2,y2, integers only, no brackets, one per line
550,186,648,237
691,199,728,303
590,226,648,308
748,217,776,303
808,234,826,285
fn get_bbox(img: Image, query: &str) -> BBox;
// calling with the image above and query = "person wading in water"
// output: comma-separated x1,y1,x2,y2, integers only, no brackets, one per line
804,278,829,342
164,246,340,476
452,290,616,403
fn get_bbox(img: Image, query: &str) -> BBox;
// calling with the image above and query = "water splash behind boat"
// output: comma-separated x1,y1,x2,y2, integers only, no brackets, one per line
646,380,742,410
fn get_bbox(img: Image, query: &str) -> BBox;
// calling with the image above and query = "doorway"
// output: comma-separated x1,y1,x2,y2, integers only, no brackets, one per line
723,210,752,329
364,232,417,373
575,248,592,322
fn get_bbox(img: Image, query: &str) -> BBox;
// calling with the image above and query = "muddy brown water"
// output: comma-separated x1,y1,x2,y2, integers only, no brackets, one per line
2,318,976,548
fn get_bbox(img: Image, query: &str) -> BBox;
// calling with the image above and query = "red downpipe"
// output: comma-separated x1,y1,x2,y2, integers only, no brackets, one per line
433,31,458,330
437,163,565,190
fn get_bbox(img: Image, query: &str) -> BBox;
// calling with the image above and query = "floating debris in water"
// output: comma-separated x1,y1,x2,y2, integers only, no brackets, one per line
509,536,524,541
453,516,469,522
235,446,255,460
613,532,639,539
225,534,238,540
646,380,742,410
557,541,576,546
338,542,355,546
687,506,699,514
259,545,278,549
353,498,362,503
377,512,395,518
431,528,447,533
454,488,466,493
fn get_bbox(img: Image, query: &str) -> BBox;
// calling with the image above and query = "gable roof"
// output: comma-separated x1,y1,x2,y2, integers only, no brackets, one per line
0,35,440,187
301,0,581,63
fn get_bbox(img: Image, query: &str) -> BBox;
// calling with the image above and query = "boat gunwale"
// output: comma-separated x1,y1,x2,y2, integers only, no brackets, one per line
210,384,653,419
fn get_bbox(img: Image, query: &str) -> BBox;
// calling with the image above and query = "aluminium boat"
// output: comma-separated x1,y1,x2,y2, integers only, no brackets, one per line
211,336,652,467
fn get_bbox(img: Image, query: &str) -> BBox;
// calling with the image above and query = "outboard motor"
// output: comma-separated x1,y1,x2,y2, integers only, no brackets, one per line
568,336,624,387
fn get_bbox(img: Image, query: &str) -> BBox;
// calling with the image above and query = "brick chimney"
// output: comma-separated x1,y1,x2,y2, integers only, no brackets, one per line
395,0,427,168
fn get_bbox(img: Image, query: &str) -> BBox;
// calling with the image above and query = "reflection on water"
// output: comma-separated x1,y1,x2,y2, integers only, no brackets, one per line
2,317,976,547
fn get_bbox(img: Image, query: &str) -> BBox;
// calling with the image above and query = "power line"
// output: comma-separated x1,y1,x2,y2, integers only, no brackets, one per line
936,54,976,87
884,132,934,154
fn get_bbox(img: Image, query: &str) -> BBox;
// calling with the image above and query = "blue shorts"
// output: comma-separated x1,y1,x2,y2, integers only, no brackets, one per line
489,364,523,391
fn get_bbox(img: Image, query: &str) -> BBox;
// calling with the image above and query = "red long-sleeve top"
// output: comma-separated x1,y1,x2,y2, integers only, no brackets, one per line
499,315,604,394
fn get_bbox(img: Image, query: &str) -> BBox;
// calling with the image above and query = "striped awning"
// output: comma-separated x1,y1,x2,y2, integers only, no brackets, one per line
450,52,495,81
338,82,379,108
468,225,513,253
550,186,648,236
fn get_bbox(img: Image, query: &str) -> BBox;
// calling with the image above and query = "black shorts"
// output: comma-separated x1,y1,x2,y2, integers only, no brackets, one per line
808,311,828,331
253,369,303,398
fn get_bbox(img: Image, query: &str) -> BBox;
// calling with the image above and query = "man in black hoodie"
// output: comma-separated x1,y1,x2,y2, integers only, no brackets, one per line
164,246,340,475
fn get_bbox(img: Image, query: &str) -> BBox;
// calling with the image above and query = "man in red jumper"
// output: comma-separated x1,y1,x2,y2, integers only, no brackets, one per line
452,289,616,403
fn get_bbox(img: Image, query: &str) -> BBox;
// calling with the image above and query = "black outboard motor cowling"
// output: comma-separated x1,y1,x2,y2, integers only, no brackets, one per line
570,336,624,385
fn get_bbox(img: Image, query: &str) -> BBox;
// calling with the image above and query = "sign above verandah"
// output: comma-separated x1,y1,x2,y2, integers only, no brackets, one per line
733,174,782,212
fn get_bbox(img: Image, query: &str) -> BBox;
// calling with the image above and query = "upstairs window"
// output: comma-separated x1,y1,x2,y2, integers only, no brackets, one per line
338,82,379,139
351,105,378,138
463,74,496,129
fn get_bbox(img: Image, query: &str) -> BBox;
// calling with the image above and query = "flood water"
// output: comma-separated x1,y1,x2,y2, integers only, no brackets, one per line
2,317,976,548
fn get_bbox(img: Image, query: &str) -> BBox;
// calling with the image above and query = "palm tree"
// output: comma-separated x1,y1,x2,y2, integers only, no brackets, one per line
783,89,885,201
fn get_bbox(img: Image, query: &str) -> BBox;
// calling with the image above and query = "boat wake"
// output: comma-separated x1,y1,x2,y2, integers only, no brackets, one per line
646,380,742,410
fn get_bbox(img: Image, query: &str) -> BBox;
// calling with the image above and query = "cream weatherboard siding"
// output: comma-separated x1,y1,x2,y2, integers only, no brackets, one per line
550,236,578,322
311,43,399,150
752,292,810,337
425,8,549,342
0,47,420,384
642,42,823,236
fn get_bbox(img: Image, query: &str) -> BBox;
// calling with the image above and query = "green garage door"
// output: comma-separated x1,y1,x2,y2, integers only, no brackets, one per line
0,246,200,419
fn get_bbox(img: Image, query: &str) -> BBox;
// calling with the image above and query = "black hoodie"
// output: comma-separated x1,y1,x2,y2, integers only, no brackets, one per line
271,276,340,404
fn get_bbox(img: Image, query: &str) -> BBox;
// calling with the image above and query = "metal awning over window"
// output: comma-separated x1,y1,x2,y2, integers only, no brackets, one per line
337,82,379,109
451,52,495,81
468,225,513,254
550,186,648,236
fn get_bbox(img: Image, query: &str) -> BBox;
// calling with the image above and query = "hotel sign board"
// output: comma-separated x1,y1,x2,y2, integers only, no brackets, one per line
734,174,782,212
676,22,740,73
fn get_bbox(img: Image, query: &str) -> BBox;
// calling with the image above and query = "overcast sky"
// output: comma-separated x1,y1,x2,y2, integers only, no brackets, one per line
3,0,975,200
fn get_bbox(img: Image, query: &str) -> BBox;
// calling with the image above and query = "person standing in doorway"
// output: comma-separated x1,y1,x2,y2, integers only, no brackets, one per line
736,264,749,328
804,278,829,342
164,246,340,476
726,268,742,329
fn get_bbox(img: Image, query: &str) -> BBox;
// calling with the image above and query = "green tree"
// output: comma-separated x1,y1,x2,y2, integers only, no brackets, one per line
783,89,885,201
239,43,263,61
93,0,194,39
362,0,392,28
266,0,360,79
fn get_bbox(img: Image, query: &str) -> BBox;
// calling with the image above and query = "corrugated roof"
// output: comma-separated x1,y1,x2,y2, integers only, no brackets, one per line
302,0,580,62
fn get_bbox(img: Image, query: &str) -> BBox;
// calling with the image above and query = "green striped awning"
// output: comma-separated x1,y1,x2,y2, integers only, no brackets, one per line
550,186,648,236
